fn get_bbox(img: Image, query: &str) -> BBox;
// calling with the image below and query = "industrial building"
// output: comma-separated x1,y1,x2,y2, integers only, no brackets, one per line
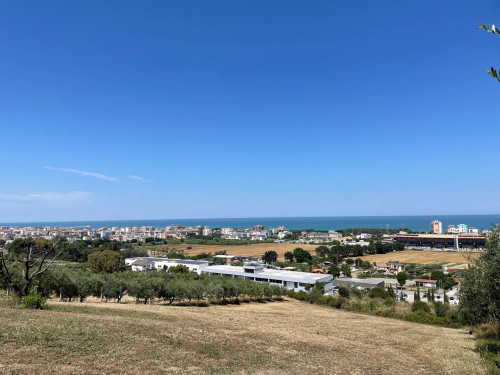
125,257,211,274
202,263,333,293
333,277,385,290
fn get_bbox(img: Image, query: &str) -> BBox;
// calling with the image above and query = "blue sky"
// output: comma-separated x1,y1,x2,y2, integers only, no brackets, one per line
1,1,499,222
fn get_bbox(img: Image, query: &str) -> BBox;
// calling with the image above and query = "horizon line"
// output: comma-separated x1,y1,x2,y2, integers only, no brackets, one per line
1,213,499,225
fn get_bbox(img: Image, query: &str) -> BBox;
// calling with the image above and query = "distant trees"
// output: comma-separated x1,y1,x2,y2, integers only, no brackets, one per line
0,238,64,296
284,251,294,262
459,226,500,325
262,251,278,264
430,270,456,290
396,271,409,291
338,286,350,298
88,250,125,274
341,264,352,277
314,246,330,258
328,265,340,277
168,265,190,274
24,269,286,305
292,248,312,263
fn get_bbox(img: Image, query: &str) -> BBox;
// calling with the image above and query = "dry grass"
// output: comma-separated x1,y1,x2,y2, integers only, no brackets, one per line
358,250,479,268
0,298,485,375
150,242,319,260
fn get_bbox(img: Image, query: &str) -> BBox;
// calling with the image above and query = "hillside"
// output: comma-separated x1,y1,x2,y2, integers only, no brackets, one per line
0,298,484,375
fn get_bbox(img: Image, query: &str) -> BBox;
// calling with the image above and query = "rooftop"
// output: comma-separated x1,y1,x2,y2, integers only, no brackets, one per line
204,264,332,283
335,278,385,285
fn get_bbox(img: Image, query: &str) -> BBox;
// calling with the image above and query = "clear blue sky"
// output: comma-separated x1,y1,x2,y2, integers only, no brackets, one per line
1,1,499,222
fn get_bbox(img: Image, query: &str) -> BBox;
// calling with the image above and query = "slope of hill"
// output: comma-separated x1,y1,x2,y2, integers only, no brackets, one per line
0,298,484,374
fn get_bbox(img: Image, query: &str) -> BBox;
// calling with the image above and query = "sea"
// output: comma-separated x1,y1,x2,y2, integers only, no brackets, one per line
0,215,499,232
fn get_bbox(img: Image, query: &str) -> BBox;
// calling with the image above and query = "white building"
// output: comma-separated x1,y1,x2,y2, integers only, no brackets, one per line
152,259,210,275
125,257,210,275
430,220,442,234
202,263,333,293
130,258,155,272
100,230,112,238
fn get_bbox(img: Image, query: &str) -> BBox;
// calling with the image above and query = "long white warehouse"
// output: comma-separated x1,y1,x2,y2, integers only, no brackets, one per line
125,257,210,274
203,263,333,293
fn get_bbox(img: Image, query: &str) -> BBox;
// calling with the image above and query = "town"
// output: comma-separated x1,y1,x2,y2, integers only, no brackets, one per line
0,219,490,250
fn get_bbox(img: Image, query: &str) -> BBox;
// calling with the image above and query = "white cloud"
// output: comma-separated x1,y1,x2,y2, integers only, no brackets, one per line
44,166,119,182
0,191,92,203
125,175,152,183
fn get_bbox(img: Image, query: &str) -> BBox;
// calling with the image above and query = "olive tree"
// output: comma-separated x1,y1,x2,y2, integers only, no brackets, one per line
459,226,500,325
0,238,63,296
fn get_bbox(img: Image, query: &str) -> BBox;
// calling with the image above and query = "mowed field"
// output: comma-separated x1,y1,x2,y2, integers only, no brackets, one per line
150,242,318,260
359,250,479,268
0,298,485,375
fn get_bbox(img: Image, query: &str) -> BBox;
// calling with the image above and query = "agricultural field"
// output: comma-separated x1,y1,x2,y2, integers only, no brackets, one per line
0,298,485,375
144,242,318,260
358,250,479,268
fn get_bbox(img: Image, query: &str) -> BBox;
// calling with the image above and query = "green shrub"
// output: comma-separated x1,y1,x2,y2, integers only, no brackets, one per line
445,306,460,323
433,301,450,317
476,339,500,354
367,299,378,311
474,322,500,340
367,287,390,299
411,300,431,313
383,297,396,306
403,310,460,328
21,294,46,310
338,286,350,298
287,290,308,301
307,289,323,304
350,288,364,299
327,296,346,309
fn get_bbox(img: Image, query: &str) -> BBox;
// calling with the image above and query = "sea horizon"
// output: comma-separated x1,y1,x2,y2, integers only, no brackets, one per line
1,214,499,232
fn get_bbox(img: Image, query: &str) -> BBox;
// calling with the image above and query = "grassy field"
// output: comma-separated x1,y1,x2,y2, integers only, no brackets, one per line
358,250,479,268
146,242,318,260
147,243,479,267
0,298,485,375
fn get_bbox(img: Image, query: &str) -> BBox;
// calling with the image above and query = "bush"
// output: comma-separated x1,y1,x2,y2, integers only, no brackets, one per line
350,288,365,299
288,290,308,301
403,310,460,328
367,287,390,299
338,286,350,298
21,294,46,310
327,296,346,309
476,339,500,353
383,297,396,306
474,322,500,340
411,300,431,313
307,289,323,304
433,301,449,317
